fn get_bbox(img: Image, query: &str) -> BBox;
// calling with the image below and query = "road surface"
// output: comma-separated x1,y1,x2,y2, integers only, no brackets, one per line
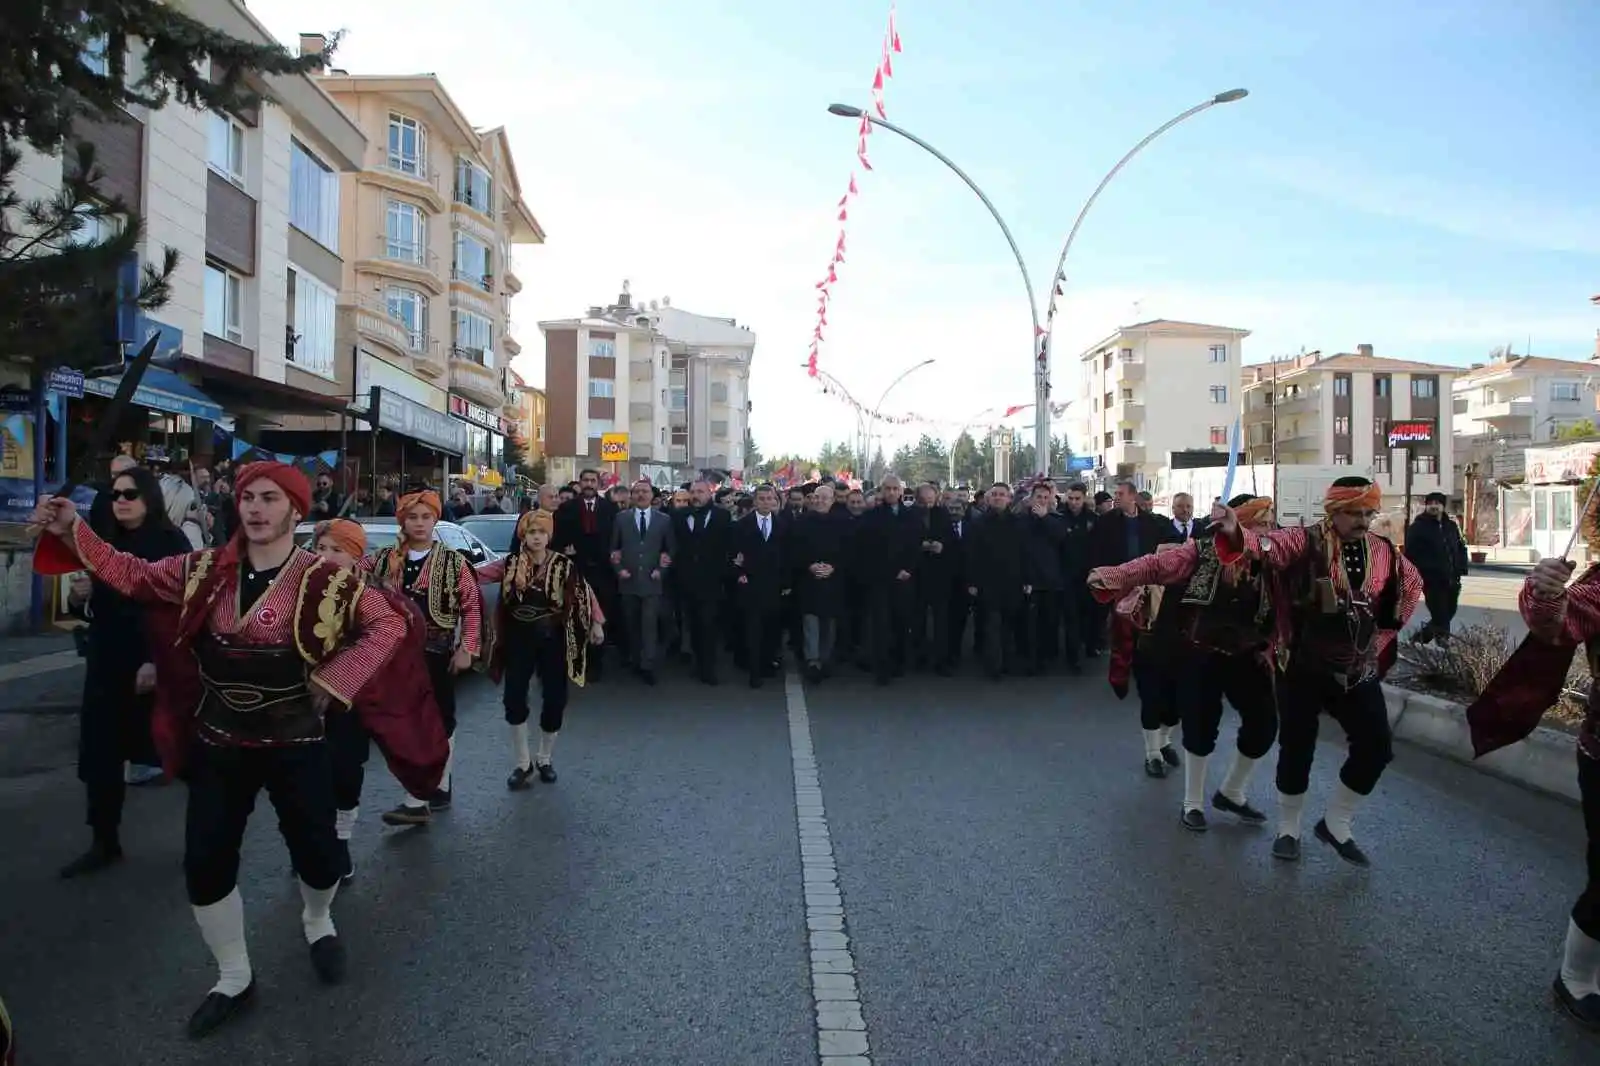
0,652,1591,1065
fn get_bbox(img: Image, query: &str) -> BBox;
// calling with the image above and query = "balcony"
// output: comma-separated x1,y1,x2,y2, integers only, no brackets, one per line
629,402,653,424
668,444,688,464
362,159,445,213
346,295,413,359
1115,400,1144,426
1479,398,1534,422
354,235,445,295
451,267,493,294
1111,359,1144,382
502,330,521,357
449,348,504,408
630,361,653,383
1271,390,1320,415
1110,441,1146,463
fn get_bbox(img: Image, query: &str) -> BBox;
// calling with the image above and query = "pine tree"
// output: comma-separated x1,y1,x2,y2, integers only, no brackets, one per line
1,2,334,374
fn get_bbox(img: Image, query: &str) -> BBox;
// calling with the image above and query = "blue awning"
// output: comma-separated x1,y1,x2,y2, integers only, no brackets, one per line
82,367,224,423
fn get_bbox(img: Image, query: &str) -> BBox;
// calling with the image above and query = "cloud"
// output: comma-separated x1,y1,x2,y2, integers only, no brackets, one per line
1249,156,1600,255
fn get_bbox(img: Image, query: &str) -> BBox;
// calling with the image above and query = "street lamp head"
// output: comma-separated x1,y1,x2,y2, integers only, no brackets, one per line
1212,88,1249,104
827,103,865,119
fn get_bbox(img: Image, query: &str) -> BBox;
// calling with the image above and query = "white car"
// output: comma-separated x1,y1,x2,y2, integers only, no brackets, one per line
292,517,504,613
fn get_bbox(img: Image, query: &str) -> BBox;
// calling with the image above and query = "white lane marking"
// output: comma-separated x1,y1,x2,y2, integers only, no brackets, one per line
0,651,80,683
784,672,872,1065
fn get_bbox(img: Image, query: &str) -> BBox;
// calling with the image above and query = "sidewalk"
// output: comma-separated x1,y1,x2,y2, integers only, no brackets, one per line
0,633,83,714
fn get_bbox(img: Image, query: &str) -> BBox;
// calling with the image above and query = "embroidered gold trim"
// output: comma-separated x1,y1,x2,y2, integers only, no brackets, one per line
177,550,217,638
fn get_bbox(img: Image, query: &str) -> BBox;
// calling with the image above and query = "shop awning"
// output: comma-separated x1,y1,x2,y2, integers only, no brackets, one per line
83,367,224,423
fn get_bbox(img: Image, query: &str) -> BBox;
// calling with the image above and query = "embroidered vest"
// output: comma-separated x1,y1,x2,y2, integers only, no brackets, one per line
374,545,468,635
1577,646,1600,763
1150,537,1272,656
1285,525,1401,676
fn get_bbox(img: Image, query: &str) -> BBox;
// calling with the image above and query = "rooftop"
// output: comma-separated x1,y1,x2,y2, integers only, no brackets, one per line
1457,354,1599,382
1243,348,1460,383
1079,318,1251,357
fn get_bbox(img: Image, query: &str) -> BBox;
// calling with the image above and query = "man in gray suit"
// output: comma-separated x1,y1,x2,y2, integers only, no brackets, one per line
610,479,677,684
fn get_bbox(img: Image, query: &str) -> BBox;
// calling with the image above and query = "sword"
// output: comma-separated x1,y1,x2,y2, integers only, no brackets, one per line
50,333,162,501
1220,415,1242,503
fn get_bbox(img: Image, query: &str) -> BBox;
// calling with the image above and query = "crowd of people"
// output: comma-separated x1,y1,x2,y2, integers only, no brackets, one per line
18,452,1597,1039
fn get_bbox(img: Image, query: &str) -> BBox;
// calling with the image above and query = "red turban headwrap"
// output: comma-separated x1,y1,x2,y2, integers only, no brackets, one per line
234,461,312,519
397,490,442,520
1324,482,1382,514
1233,496,1274,528
314,518,367,558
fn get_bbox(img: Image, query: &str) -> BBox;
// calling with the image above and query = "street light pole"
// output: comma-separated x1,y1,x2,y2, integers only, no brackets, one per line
948,406,995,487
830,90,1248,481
1042,89,1249,476
868,357,937,476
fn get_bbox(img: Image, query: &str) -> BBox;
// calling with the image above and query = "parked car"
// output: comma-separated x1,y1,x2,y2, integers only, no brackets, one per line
458,513,519,556
292,517,503,616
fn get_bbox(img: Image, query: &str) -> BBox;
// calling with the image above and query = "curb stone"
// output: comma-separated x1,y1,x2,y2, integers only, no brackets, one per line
1381,682,1579,803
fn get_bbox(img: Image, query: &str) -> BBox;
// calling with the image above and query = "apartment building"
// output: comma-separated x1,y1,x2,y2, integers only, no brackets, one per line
540,285,756,480
1240,345,1460,504
1066,319,1250,481
312,59,544,478
1452,352,1599,483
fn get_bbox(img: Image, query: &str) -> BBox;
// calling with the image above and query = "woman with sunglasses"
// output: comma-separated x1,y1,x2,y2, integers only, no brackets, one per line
60,464,193,878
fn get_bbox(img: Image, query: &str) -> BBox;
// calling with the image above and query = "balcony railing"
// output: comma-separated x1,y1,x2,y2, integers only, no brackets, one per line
377,235,438,272
453,187,493,214
629,402,653,423
378,158,439,191
451,266,493,292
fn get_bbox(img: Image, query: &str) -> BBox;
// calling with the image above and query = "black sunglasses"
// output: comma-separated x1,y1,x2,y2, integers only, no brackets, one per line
108,488,142,502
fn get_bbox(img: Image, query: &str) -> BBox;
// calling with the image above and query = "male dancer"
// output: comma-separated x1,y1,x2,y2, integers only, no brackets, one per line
373,490,483,826
1213,476,1421,865
1090,495,1279,830
31,463,419,1037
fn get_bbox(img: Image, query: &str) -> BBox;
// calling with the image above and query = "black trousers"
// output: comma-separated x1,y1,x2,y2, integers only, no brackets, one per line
681,594,721,681
912,581,952,668
1085,597,1109,655
1576,753,1600,940
947,592,972,663
740,595,782,681
1423,579,1461,634
185,740,342,905
1274,667,1394,796
1133,650,1183,731
503,625,570,732
867,582,915,680
977,602,1023,676
327,710,371,812
1059,583,1087,666
1024,590,1061,671
424,650,458,739
1180,648,1279,759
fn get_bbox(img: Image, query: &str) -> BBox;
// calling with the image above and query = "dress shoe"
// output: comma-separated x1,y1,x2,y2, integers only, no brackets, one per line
1553,975,1600,1031
381,803,431,827
1313,819,1371,867
537,762,558,784
309,935,346,984
1144,757,1167,779
186,980,255,1039
1212,791,1268,824
1180,809,1208,832
1271,834,1301,861
507,765,535,790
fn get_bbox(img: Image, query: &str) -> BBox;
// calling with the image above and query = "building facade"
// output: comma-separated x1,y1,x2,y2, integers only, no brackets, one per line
1066,319,1250,481
540,286,756,481
1452,352,1599,485
1240,345,1459,505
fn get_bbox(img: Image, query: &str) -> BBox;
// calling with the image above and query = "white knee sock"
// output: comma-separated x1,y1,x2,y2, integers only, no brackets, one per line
298,879,339,944
1160,724,1177,749
193,887,252,996
1322,781,1364,843
334,806,359,842
1141,729,1162,759
1276,791,1307,839
511,722,532,771
536,730,557,766
1560,919,1600,997
440,735,456,791
1182,754,1209,813
402,792,428,809
1218,753,1260,805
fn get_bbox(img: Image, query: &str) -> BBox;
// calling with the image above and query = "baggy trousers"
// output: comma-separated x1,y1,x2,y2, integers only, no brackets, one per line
1180,648,1279,759
1576,752,1600,940
1132,648,1183,732
503,626,571,733
327,710,371,813
1274,665,1394,797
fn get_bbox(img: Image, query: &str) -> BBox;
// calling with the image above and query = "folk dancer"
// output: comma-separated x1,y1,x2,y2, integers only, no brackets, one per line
373,490,484,827
1464,548,1600,1030
310,519,449,878
1090,495,1280,830
29,463,439,1038
479,510,604,786
1213,476,1422,865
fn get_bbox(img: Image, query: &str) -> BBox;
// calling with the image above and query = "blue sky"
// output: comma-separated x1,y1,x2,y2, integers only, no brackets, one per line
256,0,1600,457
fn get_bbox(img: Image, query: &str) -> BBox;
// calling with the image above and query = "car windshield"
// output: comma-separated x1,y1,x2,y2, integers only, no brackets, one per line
460,517,516,553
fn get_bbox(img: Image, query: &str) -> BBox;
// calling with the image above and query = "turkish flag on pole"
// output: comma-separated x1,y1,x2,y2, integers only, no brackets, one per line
889,6,902,52
872,66,884,91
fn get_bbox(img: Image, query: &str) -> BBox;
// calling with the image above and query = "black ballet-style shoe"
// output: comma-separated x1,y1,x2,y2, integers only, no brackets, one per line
1553,975,1600,1031
428,788,452,812
1212,791,1268,825
507,765,535,790
1180,809,1208,833
186,980,256,1039
537,762,558,784
1144,756,1167,779
309,935,347,985
381,803,430,827
1271,834,1301,861
59,839,123,879
1314,819,1371,867
1160,744,1181,768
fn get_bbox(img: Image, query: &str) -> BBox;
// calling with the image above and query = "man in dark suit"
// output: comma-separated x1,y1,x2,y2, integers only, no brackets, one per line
1168,492,1209,542
966,482,1028,679
944,492,975,666
671,479,734,684
1057,481,1096,669
553,467,621,679
909,483,957,675
853,475,922,685
610,479,677,683
1088,479,1180,569
730,483,788,688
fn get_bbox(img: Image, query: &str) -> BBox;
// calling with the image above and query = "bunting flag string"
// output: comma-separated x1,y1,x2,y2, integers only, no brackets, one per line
805,3,904,380
809,367,1068,429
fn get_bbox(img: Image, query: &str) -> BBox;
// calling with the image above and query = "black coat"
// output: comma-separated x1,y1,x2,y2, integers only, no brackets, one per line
1020,510,1067,590
671,505,734,601
909,505,958,588
853,503,922,588
966,509,1028,609
553,495,620,574
731,511,786,607
1087,509,1179,569
1404,513,1469,583
943,511,976,596
790,509,851,618
1058,506,1095,579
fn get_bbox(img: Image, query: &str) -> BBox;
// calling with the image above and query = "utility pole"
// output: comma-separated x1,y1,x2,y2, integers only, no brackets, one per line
1269,356,1280,502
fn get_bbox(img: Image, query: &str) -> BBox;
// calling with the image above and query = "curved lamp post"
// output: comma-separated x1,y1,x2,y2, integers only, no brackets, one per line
827,89,1248,479
947,406,995,487
867,357,936,475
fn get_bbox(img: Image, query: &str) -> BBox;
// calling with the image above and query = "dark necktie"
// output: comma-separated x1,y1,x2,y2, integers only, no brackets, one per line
638,510,646,538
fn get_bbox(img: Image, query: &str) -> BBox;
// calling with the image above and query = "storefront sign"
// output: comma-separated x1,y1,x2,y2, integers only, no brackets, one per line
600,432,630,462
1526,441,1600,485
1386,419,1435,449
372,387,467,455
352,350,446,414
46,368,84,398
448,394,511,436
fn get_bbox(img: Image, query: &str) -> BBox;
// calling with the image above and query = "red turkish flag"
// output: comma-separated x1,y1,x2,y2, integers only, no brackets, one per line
882,47,893,78
837,206,848,221
838,194,849,207
857,143,873,171
874,92,887,119
1003,404,1031,417
858,116,870,137
826,265,838,283
872,66,884,91
815,277,830,290
889,7,902,52
847,175,858,195
819,311,828,326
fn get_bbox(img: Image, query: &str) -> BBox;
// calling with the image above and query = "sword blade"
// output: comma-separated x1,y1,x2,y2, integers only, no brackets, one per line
1220,416,1242,502
51,333,162,500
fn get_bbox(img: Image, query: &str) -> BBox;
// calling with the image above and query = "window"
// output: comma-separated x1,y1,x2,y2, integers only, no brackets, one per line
1334,375,1350,397
288,267,336,376
589,379,614,399
1102,353,1112,370
385,200,426,264
668,387,686,411
81,30,110,76
1120,388,1133,401
203,264,243,344
387,113,427,177
660,427,667,445
452,309,491,362
1375,375,1390,397
1373,454,1389,474
452,232,492,290
1121,428,1134,443
385,287,429,351
1333,415,1350,435
1333,453,1350,466
1209,386,1227,404
1552,381,1581,402
589,418,616,434
1208,344,1227,363
1119,348,1134,362
1103,432,1114,448
1411,377,1437,399
289,141,340,252
1209,426,1227,446
208,112,245,183
711,420,730,439
71,202,121,246
1104,391,1114,409
710,382,729,404
1412,454,1438,474
1374,417,1386,437
588,338,616,360
454,158,493,213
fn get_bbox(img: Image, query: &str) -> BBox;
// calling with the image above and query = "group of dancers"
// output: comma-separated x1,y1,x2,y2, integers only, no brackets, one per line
25,468,1600,1036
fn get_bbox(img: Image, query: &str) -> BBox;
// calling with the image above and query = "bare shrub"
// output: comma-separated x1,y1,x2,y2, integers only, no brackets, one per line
1401,624,1512,700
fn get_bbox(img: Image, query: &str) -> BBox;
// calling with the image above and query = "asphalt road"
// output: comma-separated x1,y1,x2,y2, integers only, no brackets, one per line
0,647,1593,1065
